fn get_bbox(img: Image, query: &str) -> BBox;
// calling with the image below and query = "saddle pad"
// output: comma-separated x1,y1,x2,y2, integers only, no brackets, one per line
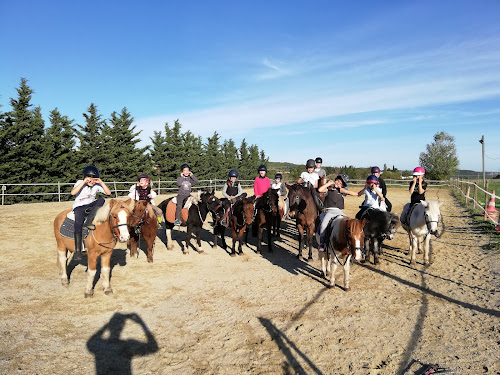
326,216,345,248
59,217,89,240
165,201,188,223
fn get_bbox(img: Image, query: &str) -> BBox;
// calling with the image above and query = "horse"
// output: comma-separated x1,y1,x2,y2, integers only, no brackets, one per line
400,200,443,267
128,200,158,263
356,208,400,265
252,188,279,254
271,194,287,238
316,216,366,291
54,198,135,297
157,190,221,254
227,197,255,256
286,183,318,261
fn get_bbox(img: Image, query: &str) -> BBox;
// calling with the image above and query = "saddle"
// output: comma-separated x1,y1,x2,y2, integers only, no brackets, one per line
321,215,344,251
165,198,191,223
401,204,418,227
59,215,90,240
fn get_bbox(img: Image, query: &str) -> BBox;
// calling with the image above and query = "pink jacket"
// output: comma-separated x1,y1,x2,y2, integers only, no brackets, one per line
254,177,271,197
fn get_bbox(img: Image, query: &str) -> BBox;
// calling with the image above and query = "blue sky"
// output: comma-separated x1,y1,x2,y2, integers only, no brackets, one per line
1,1,499,172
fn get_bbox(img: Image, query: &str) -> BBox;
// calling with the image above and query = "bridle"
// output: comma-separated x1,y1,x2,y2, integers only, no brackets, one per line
130,205,150,236
424,210,441,239
331,224,364,267
91,207,131,248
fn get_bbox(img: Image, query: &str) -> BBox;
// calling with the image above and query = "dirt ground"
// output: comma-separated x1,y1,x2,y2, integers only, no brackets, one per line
0,187,498,375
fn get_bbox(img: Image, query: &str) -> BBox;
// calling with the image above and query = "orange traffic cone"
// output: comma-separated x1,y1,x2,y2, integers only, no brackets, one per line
486,190,499,222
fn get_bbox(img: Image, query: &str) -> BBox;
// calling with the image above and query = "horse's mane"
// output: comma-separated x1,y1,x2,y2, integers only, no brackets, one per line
93,198,135,225
192,190,202,205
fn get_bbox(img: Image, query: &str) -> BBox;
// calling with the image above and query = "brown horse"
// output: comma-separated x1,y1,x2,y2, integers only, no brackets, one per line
286,183,318,261
317,216,366,291
128,200,158,263
54,198,135,297
228,197,255,256
252,188,279,254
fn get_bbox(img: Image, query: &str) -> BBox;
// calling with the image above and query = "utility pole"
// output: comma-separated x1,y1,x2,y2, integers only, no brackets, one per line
479,135,485,188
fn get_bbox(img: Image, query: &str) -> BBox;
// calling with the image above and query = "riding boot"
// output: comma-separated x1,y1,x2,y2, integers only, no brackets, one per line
83,206,99,230
74,232,83,260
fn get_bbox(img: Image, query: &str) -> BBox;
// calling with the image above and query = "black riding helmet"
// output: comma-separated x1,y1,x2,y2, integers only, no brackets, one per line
315,157,322,164
275,173,283,180
180,163,190,171
306,159,315,168
335,174,350,188
228,169,238,178
83,165,99,178
257,165,267,172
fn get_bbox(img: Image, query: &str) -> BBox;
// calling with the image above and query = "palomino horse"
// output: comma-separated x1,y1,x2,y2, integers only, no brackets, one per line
54,198,135,297
128,200,158,263
356,208,399,265
316,216,366,291
286,184,318,261
227,197,255,256
400,200,442,267
158,190,222,254
271,195,286,237
252,188,279,254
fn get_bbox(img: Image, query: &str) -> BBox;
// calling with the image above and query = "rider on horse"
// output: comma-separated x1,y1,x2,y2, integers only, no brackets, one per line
371,166,392,212
401,166,427,226
128,173,163,220
221,169,247,226
297,159,323,212
175,164,199,226
317,174,359,252
71,165,111,260
254,165,271,198
355,174,386,220
314,157,327,179
272,173,288,218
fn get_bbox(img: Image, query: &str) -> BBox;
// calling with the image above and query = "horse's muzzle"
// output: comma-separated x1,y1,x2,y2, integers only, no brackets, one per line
432,230,441,238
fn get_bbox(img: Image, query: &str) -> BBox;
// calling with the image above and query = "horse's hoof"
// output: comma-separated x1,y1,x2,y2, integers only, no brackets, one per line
345,287,351,292
238,251,244,256
84,291,94,298
374,260,380,265
212,245,217,250
147,258,153,263
256,250,261,255
61,279,69,286
298,255,303,261
308,256,314,261
183,250,189,255
197,249,204,254
327,284,334,289
410,260,416,266
104,288,113,295
424,262,430,267
230,253,236,257
167,245,174,251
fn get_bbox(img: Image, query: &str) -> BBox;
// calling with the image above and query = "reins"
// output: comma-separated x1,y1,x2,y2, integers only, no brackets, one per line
90,211,129,248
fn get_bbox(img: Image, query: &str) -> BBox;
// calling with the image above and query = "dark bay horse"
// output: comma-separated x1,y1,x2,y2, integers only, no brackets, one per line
252,188,279,254
128,200,158,263
286,183,318,261
316,216,366,291
356,208,399,265
158,190,222,254
227,197,255,256
54,198,135,297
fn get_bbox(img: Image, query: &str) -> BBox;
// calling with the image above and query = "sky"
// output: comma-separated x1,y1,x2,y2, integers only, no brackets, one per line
1,0,499,172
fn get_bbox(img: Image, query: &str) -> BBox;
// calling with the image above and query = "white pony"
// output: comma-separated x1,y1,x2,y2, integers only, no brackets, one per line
400,200,442,266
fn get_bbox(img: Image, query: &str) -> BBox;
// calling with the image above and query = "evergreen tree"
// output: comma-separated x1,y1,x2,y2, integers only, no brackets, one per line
164,120,185,179
199,132,222,179
247,144,261,176
221,139,239,175
238,138,252,179
183,131,204,176
43,108,77,182
101,107,150,182
76,103,107,170
150,130,168,180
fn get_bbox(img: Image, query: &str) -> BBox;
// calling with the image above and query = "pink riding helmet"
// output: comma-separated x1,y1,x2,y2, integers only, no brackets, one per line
413,167,425,176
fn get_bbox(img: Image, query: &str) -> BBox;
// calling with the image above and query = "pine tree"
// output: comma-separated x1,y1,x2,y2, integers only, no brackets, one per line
221,139,239,175
76,103,107,171
44,108,77,182
164,120,186,179
238,138,252,179
150,130,168,180
183,131,204,176
199,132,222,179
101,107,150,182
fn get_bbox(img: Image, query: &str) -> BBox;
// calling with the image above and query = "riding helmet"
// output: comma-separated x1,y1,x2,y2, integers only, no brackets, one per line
83,165,99,178
275,173,283,180
306,159,315,168
228,169,239,178
257,164,267,172
336,174,350,187
413,166,425,176
138,174,150,181
315,157,322,164
371,166,380,174
180,163,190,171
366,175,379,184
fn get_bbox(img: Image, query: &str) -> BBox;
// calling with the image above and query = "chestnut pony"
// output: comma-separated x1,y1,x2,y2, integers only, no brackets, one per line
227,197,255,256
54,198,135,297
128,200,158,263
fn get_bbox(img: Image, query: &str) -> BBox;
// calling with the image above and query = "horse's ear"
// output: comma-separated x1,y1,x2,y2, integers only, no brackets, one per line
438,201,443,208
420,200,428,207
109,199,116,207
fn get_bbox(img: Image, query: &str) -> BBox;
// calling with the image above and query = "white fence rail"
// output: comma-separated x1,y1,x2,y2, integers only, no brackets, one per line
453,179,499,226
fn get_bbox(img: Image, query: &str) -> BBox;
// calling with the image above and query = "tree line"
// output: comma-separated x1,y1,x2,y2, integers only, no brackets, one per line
0,78,268,202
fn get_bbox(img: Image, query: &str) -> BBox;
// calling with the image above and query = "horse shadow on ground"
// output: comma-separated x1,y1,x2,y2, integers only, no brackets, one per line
66,247,128,287
87,312,158,375
258,289,328,375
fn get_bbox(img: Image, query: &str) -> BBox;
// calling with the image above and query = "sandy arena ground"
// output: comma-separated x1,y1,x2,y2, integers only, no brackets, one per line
0,187,498,375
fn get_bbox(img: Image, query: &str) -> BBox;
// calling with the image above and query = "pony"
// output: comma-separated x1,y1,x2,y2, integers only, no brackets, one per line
157,190,221,254
286,183,318,261
400,200,443,267
271,194,286,237
252,188,279,254
356,208,400,265
316,216,366,291
54,198,135,297
210,198,231,251
227,197,255,256
128,200,158,263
